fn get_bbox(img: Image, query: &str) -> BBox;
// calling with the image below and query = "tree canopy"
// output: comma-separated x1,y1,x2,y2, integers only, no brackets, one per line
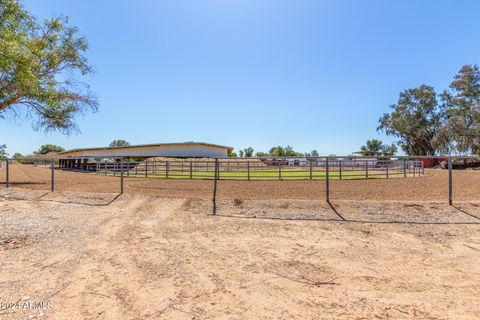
438,64,480,154
379,64,480,155
378,85,445,155
269,145,303,157
0,0,97,133
109,140,130,147
360,139,397,156
34,144,64,154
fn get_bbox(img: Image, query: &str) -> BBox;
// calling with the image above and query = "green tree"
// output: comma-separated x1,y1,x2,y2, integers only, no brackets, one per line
12,152,23,159
34,144,64,154
378,85,444,155
361,139,384,153
269,146,285,156
0,0,97,133
228,151,238,157
0,144,7,160
438,64,480,154
269,145,302,157
255,151,269,157
310,149,319,157
242,147,254,157
360,139,398,156
109,140,130,147
382,143,398,155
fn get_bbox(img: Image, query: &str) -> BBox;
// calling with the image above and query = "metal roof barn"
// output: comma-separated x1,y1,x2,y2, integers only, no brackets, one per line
58,142,233,159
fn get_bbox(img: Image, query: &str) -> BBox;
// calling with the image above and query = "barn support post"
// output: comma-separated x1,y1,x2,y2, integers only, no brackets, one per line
448,156,453,205
6,159,9,188
120,159,124,195
326,157,330,202
212,159,218,215
50,161,55,192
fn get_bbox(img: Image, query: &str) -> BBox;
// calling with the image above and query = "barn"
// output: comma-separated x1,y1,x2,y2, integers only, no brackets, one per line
57,142,233,169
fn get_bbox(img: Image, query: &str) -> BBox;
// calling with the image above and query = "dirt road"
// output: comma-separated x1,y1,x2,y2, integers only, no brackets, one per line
1,189,480,319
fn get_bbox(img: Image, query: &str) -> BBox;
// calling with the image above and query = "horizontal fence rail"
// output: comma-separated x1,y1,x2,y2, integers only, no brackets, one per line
94,158,425,181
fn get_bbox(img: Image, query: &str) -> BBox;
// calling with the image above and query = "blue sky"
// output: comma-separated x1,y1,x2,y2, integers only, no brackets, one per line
2,0,480,155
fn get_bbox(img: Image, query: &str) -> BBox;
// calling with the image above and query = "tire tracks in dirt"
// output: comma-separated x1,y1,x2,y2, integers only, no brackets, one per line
49,196,186,320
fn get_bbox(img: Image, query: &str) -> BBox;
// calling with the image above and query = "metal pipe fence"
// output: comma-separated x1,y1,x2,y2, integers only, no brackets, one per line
95,158,424,181
0,156,468,212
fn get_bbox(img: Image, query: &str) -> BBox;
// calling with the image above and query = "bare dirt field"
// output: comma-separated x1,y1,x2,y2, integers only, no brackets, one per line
1,166,480,319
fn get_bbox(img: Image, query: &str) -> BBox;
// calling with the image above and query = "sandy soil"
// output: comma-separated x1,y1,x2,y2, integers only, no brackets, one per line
0,164,479,202
1,188,480,319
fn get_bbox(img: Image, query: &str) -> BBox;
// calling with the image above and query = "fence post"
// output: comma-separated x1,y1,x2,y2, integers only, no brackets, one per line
279,164,282,180
339,160,342,180
166,161,169,179
448,156,452,205
309,160,312,180
120,159,124,194
190,161,193,179
212,159,218,215
365,160,369,179
386,161,389,179
145,161,148,178
326,157,330,202
403,159,407,178
51,161,55,192
247,161,250,181
6,159,9,188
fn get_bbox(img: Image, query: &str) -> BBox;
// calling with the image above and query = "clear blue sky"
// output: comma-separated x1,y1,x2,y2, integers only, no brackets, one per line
2,0,480,155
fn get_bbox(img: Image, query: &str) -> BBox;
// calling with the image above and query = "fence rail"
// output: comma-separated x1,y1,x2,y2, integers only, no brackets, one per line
95,159,424,181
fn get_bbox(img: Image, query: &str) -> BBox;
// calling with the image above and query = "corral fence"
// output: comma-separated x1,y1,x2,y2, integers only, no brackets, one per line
1,155,463,211
95,158,424,180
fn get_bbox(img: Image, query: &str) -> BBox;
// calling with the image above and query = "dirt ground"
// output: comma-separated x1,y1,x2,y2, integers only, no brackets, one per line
1,187,480,319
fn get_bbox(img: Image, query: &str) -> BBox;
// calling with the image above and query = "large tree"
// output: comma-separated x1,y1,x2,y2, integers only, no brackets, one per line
438,64,480,154
378,85,444,155
34,144,64,154
0,0,97,133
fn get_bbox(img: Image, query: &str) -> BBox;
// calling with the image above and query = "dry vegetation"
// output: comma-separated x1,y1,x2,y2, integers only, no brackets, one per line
1,165,480,319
